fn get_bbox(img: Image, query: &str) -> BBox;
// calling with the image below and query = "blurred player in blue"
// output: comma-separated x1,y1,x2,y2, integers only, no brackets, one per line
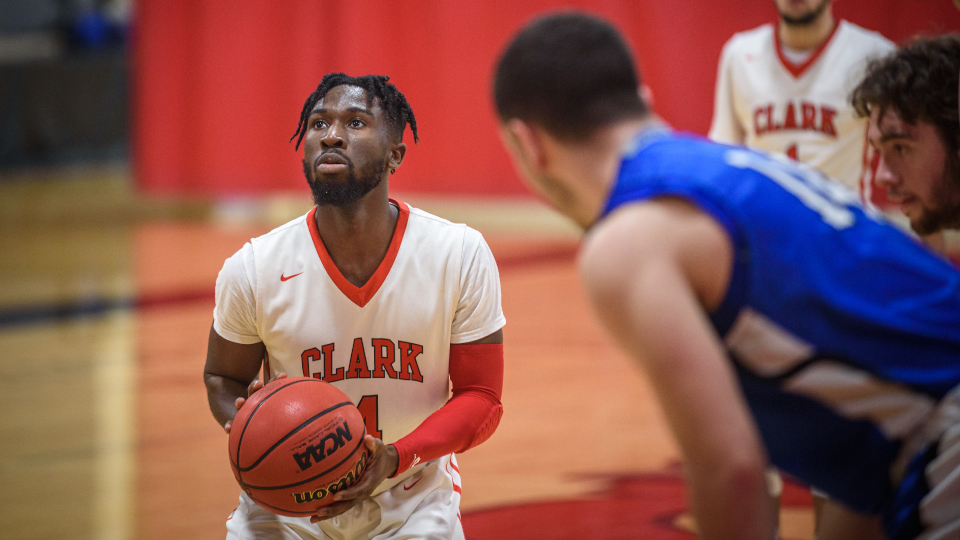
494,12,960,540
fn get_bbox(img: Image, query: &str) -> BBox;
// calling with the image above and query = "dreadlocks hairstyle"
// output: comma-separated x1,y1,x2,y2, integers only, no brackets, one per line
291,73,419,150
493,11,648,141
851,34,960,157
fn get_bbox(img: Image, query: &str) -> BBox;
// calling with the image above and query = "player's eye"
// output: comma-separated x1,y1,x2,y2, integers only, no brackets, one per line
311,119,327,129
894,144,908,156
349,119,365,128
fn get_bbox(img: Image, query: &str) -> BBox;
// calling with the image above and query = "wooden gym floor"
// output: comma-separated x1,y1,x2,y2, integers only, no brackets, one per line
0,167,821,540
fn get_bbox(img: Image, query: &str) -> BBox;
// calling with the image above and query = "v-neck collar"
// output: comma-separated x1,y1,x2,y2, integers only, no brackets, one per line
774,20,841,79
306,199,410,308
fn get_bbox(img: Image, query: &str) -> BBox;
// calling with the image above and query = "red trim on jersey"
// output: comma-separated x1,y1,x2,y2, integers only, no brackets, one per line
859,125,872,205
865,138,892,210
306,200,410,308
390,343,504,477
774,20,841,78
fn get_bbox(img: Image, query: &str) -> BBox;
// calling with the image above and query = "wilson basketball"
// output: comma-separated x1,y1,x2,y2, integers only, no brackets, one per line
228,377,368,517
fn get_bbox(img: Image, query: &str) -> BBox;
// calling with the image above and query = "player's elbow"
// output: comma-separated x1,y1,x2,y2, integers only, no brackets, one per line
725,458,768,496
202,371,223,395
467,402,503,450
690,447,769,498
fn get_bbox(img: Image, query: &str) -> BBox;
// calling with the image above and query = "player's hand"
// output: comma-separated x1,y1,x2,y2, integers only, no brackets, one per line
310,435,399,523
223,372,287,434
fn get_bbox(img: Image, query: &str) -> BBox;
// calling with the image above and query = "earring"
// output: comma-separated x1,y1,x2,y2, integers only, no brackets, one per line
390,168,396,174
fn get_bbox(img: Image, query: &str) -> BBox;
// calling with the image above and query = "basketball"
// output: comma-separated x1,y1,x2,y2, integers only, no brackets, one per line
228,377,369,517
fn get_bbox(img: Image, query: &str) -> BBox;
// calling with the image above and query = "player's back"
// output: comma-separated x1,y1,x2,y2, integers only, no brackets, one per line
604,130,960,514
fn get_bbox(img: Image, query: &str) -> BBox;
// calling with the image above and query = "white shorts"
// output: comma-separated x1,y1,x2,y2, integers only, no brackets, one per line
226,454,464,540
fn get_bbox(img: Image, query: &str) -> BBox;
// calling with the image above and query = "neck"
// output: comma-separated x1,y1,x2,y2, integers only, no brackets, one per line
547,116,664,229
778,8,835,51
313,180,398,286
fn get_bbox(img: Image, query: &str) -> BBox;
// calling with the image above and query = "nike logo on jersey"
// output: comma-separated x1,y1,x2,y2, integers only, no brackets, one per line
281,272,303,281
403,476,422,491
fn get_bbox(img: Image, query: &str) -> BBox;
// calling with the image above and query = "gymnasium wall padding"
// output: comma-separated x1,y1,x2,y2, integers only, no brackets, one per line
132,0,960,196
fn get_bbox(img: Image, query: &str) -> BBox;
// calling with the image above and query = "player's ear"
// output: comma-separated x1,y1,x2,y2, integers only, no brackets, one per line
501,118,547,172
388,142,407,171
639,84,654,109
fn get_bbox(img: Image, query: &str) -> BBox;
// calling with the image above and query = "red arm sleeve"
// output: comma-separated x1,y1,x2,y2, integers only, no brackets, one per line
390,343,504,477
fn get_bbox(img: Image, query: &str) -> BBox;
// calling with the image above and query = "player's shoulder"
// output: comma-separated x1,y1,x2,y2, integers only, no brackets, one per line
628,131,727,175
405,203,471,237
403,203,490,255
249,212,310,244
721,23,774,53
835,20,895,51
232,212,311,270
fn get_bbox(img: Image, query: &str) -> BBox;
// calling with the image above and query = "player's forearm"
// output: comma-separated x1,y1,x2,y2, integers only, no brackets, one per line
390,342,504,475
203,372,249,427
391,390,502,475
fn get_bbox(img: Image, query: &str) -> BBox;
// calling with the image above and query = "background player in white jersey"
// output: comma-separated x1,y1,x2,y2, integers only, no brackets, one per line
852,35,960,236
203,73,506,540
709,0,893,198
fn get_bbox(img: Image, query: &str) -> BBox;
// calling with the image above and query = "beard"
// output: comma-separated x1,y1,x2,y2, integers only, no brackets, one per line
909,150,960,236
303,152,387,207
778,0,831,26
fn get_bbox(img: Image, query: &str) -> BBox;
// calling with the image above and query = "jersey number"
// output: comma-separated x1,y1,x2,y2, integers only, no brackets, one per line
786,143,798,161
724,149,860,229
356,395,382,440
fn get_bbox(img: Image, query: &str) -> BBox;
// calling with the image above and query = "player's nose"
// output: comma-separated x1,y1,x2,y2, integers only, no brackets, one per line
873,156,898,188
321,123,346,149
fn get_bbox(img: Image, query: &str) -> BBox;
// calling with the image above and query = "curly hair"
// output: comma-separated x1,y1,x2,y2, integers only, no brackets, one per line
850,34,960,155
291,73,418,150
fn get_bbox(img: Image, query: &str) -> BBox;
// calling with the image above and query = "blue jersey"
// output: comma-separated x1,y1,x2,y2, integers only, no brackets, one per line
602,130,960,537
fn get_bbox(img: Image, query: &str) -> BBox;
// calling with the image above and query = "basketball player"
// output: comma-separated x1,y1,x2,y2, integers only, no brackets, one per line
851,35,960,236
711,3,918,529
204,73,506,539
494,12,960,540
709,0,893,199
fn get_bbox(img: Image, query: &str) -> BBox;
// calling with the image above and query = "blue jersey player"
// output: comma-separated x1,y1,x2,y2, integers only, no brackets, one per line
494,12,960,540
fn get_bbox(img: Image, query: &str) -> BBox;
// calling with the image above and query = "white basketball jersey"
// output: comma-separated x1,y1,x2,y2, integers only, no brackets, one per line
709,21,894,195
213,200,506,468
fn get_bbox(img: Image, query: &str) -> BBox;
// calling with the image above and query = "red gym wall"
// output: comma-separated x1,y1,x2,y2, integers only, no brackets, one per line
132,0,960,197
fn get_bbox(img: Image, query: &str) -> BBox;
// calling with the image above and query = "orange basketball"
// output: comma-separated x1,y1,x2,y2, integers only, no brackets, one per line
228,377,368,517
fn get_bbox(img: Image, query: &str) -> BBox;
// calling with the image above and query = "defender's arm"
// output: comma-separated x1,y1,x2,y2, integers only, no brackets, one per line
579,198,772,540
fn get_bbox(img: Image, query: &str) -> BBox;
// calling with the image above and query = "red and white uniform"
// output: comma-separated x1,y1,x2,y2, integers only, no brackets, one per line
214,200,505,540
709,20,894,200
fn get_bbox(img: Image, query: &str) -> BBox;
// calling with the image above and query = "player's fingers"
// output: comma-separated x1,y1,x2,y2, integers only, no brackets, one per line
223,421,232,434
332,476,376,502
246,379,263,397
234,397,246,410
310,500,356,523
272,372,288,382
333,462,382,499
